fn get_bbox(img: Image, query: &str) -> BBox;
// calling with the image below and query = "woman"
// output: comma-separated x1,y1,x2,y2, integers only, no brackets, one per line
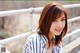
23,1,68,53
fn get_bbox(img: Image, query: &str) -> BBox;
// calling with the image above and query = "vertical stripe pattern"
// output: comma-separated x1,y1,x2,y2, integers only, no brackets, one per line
23,33,63,53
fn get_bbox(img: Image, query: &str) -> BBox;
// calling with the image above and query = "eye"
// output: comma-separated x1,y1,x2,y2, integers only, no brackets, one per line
61,18,65,21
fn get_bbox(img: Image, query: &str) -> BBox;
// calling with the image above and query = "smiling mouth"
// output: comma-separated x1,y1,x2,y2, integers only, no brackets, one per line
55,29,61,32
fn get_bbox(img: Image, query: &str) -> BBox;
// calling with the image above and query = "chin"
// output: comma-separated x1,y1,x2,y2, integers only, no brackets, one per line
55,34,60,36
55,32,61,36
55,33,61,36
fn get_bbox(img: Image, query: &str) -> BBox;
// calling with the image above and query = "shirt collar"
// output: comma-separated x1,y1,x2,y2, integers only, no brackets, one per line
40,35,48,45
39,34,55,45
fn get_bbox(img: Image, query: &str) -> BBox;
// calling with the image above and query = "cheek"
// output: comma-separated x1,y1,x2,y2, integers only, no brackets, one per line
50,23,56,32
62,22,65,28
51,23,56,29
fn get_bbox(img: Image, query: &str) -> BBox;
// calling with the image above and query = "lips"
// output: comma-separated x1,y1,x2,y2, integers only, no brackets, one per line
55,29,61,32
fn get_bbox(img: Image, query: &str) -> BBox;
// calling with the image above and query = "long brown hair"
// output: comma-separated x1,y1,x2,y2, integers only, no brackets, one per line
37,2,68,48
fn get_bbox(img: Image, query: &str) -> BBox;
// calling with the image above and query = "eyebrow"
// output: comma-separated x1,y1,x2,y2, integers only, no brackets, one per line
54,16,65,20
62,17,65,19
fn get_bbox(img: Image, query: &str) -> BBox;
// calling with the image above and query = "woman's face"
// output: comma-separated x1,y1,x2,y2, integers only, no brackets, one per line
49,13,65,36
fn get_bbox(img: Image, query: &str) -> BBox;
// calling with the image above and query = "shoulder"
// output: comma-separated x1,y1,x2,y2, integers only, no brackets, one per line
53,43,63,53
58,43,63,53
24,33,40,44
53,43,63,50
58,43,63,49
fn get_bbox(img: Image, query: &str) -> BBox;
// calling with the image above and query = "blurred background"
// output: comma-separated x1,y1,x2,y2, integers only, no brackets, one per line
0,0,80,53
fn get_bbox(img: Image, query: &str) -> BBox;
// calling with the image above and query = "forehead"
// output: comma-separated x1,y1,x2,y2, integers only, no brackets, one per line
60,12,65,18
55,12,65,19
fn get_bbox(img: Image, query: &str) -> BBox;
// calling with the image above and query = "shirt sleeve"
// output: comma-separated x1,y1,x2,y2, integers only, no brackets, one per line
22,34,41,53
23,39,32,53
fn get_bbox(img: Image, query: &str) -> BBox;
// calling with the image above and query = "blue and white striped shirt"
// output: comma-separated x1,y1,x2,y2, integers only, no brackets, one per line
23,33,63,53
